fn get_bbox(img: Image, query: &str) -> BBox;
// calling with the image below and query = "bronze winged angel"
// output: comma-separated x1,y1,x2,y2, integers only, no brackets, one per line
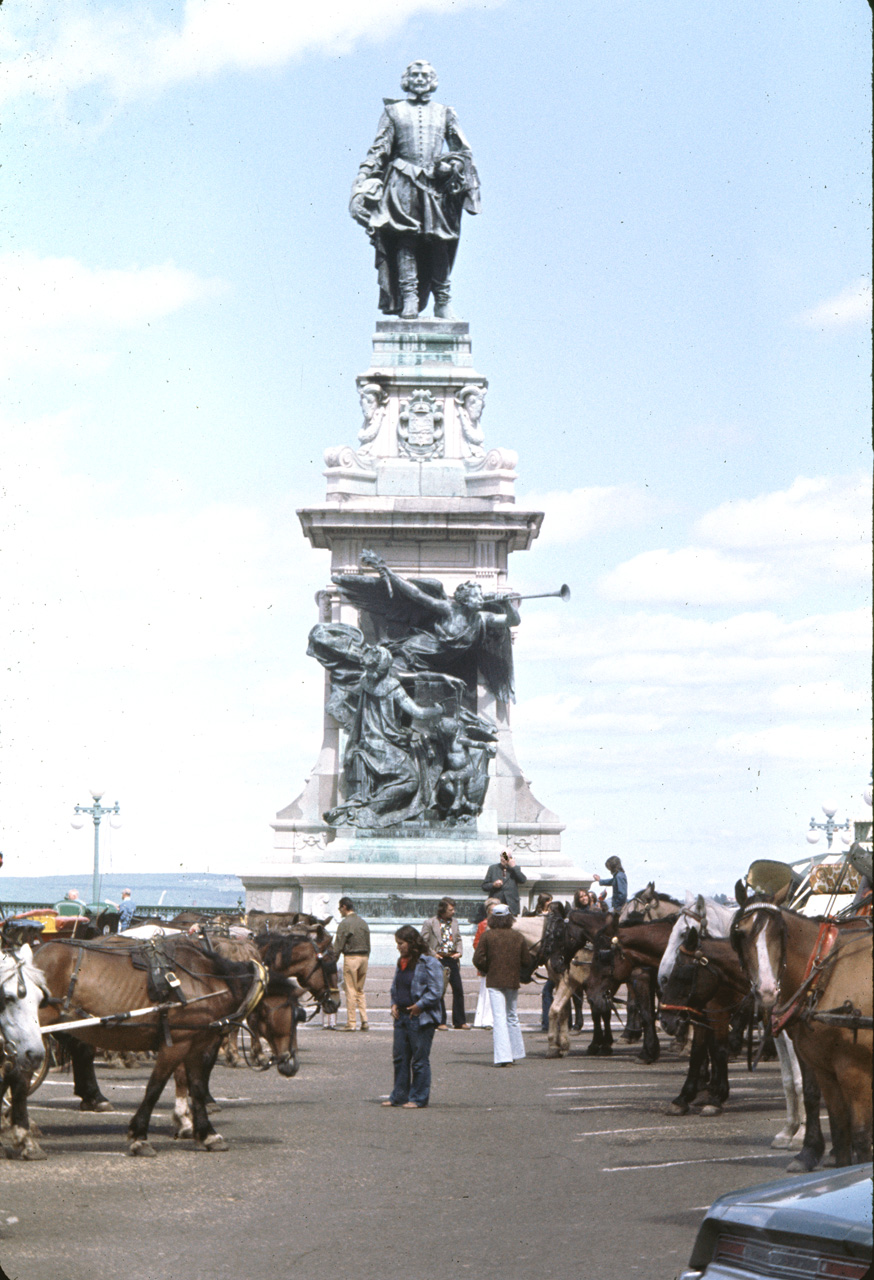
331,550,519,704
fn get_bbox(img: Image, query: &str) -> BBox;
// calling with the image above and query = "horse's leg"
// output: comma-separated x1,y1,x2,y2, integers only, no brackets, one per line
547,977,571,1058
700,1027,730,1115
772,1032,804,1149
185,1036,228,1152
172,1063,194,1139
6,1067,46,1161
127,1042,189,1156
587,1001,612,1056
222,1031,241,1068
68,1037,114,1112
602,1004,614,1055
669,1025,708,1114
846,1059,873,1164
623,984,642,1043
199,1038,222,1110
631,969,660,1064
815,1066,852,1167
786,1057,826,1173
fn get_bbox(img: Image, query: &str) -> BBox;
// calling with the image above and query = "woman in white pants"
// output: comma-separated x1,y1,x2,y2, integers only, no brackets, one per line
472,904,532,1066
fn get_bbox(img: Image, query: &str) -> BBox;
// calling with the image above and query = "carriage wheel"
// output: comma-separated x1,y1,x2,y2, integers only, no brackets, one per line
27,1035,55,1096
238,1026,273,1072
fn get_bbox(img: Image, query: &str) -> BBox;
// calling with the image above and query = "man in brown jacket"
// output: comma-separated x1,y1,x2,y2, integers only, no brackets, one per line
472,904,531,1066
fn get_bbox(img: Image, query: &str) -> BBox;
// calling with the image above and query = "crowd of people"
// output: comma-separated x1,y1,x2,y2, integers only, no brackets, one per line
333,853,628,1109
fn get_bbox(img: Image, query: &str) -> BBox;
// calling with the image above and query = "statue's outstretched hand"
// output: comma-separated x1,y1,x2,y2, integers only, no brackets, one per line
360,548,387,572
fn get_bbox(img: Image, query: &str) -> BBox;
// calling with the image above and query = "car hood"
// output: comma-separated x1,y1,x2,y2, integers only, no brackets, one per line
706,1164,873,1248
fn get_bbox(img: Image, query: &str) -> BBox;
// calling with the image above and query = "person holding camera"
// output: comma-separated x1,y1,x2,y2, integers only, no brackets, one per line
421,897,469,1030
480,850,527,916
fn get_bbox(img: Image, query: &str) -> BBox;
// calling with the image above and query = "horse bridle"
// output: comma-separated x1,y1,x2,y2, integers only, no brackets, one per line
660,942,749,1027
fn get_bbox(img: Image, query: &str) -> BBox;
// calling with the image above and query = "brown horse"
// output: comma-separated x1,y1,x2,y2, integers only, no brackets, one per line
220,926,340,1068
585,917,679,1063
732,901,872,1167
26,934,274,1157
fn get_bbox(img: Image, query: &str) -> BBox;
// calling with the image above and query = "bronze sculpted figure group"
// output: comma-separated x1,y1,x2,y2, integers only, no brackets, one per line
308,551,523,830
350,60,480,319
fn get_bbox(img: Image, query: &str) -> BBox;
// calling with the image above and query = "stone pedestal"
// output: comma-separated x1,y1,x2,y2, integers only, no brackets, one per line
241,320,581,927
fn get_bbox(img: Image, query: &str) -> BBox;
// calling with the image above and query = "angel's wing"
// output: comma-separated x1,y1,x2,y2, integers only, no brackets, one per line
332,572,448,632
480,621,515,704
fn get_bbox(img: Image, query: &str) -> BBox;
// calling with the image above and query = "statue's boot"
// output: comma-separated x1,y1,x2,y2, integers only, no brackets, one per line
398,244,419,319
433,286,456,321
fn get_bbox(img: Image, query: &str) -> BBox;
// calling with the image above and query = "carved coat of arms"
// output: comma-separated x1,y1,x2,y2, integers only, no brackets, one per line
398,389,444,460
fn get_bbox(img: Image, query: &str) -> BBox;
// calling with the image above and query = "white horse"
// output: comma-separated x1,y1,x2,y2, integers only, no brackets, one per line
0,946,47,1074
658,892,806,1149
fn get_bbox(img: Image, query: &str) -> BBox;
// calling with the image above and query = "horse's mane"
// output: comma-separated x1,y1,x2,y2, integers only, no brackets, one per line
255,931,315,970
621,908,682,926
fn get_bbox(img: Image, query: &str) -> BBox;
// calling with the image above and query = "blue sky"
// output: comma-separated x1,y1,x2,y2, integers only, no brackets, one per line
1,0,870,895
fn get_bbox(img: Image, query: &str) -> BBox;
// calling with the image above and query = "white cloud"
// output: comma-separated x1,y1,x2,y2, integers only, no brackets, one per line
696,476,870,555
797,277,872,328
0,0,506,106
599,546,787,605
0,251,224,375
597,475,871,605
518,483,654,546
716,725,865,766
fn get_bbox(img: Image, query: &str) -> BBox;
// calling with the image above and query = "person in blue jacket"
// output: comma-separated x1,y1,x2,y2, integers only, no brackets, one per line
592,856,628,913
383,925,444,1109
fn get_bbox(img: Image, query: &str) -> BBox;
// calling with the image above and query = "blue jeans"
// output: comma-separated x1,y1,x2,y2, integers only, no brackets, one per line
390,1013,436,1106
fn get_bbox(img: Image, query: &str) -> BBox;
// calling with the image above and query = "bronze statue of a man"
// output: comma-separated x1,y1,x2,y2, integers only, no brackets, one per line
350,60,480,320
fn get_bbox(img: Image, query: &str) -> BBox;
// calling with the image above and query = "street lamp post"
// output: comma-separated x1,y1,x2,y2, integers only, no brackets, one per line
806,803,851,851
72,790,121,905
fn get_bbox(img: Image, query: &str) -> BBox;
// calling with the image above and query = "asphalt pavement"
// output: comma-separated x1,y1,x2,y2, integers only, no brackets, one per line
0,1005,808,1280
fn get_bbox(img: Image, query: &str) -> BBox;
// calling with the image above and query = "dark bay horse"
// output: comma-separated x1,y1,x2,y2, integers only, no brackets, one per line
585,916,679,1063
26,934,273,1157
659,929,754,1116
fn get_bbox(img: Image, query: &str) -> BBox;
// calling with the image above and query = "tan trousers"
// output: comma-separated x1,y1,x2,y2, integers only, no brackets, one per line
342,955,369,1028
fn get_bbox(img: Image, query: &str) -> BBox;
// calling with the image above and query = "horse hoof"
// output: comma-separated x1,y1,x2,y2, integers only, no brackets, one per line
22,1144,48,1161
600,1046,613,1056
545,1047,560,1059
700,1104,722,1116
197,1134,229,1152
173,1127,194,1141
667,1101,688,1115
80,1099,114,1113
585,1044,601,1056
786,1154,816,1173
128,1140,157,1157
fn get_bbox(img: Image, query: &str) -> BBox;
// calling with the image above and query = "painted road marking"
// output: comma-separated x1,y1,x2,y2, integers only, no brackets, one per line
573,1125,685,1139
603,1152,787,1172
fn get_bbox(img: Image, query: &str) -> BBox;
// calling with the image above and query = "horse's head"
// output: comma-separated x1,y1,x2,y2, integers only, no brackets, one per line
730,903,785,1016
0,947,47,1074
541,909,570,974
257,931,341,1016
585,929,624,1014
658,925,714,1036
249,975,305,1077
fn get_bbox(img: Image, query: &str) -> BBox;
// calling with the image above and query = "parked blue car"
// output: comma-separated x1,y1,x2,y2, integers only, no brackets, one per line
677,1163,872,1280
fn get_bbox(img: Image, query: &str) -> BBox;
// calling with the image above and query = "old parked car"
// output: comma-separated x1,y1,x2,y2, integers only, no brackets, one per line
677,1163,872,1279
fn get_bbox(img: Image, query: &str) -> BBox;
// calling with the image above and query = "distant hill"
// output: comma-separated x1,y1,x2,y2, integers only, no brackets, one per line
0,872,245,912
